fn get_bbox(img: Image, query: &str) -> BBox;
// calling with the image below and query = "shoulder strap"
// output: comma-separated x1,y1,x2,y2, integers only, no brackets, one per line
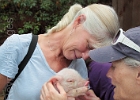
14,34,38,81
4,34,38,100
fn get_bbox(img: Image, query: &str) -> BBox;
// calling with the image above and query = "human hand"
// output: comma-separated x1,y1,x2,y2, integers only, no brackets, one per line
40,78,67,100
75,89,100,100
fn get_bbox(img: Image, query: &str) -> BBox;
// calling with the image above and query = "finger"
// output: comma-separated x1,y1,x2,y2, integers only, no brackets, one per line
40,94,45,100
46,76,62,94
86,89,96,96
84,90,100,100
41,81,58,100
49,76,62,83
41,82,50,100
47,81,58,93
56,81,67,94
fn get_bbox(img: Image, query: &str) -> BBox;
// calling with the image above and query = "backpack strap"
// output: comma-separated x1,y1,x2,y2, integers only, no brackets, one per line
4,34,38,100
14,34,38,80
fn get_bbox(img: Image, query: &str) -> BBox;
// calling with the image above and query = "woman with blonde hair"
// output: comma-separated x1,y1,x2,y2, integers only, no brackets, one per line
0,3,119,100
40,3,119,100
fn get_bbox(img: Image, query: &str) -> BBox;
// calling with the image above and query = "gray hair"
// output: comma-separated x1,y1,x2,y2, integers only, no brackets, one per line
123,57,140,68
47,4,119,48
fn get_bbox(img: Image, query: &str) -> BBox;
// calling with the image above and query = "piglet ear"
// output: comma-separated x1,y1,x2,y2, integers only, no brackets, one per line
49,76,63,93
84,81,89,86
49,75,62,84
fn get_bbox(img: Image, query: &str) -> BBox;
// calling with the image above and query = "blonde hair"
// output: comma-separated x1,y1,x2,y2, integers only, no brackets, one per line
72,4,119,48
47,4,82,35
47,3,119,48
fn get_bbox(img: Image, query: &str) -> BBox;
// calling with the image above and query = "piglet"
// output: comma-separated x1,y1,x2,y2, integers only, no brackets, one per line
50,68,89,99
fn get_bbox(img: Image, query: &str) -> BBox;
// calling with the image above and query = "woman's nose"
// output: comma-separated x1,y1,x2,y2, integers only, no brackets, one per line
107,68,112,79
82,51,90,60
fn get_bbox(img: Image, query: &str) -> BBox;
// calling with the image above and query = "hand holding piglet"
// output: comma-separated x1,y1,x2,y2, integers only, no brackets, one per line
40,68,90,100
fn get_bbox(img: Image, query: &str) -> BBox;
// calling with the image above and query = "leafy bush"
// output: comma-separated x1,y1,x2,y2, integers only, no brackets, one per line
0,0,99,36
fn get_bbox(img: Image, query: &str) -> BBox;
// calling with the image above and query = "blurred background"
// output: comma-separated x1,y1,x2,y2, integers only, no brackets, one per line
0,0,140,99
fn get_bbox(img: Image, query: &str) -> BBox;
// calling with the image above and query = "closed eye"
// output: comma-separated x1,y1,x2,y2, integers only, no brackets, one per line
111,65,116,70
87,44,94,50
67,80,73,82
67,79,75,83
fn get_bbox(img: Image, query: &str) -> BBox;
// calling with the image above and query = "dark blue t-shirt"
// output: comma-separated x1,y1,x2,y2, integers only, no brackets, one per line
88,61,114,100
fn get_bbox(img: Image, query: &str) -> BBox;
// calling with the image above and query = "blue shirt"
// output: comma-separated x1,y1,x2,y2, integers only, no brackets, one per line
0,33,88,100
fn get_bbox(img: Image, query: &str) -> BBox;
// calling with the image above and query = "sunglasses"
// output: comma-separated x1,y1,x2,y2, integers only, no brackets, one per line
112,28,140,52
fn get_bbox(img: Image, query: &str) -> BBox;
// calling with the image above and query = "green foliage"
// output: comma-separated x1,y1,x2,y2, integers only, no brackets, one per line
18,21,40,34
0,0,99,35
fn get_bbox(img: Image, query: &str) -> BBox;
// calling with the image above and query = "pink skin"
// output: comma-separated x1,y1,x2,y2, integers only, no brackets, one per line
49,68,90,98
41,15,95,61
84,81,89,87
74,50,78,59
107,60,140,100
62,25,95,60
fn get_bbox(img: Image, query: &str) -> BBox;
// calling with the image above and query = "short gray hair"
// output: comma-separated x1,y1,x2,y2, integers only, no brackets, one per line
123,57,140,67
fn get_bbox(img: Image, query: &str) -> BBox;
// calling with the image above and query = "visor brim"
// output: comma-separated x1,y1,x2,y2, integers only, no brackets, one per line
89,45,126,63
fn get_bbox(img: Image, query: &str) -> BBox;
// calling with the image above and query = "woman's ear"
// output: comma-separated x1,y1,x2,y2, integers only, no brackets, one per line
73,15,86,27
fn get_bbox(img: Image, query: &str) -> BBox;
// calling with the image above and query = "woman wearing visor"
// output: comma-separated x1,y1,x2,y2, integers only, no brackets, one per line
89,26,140,100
